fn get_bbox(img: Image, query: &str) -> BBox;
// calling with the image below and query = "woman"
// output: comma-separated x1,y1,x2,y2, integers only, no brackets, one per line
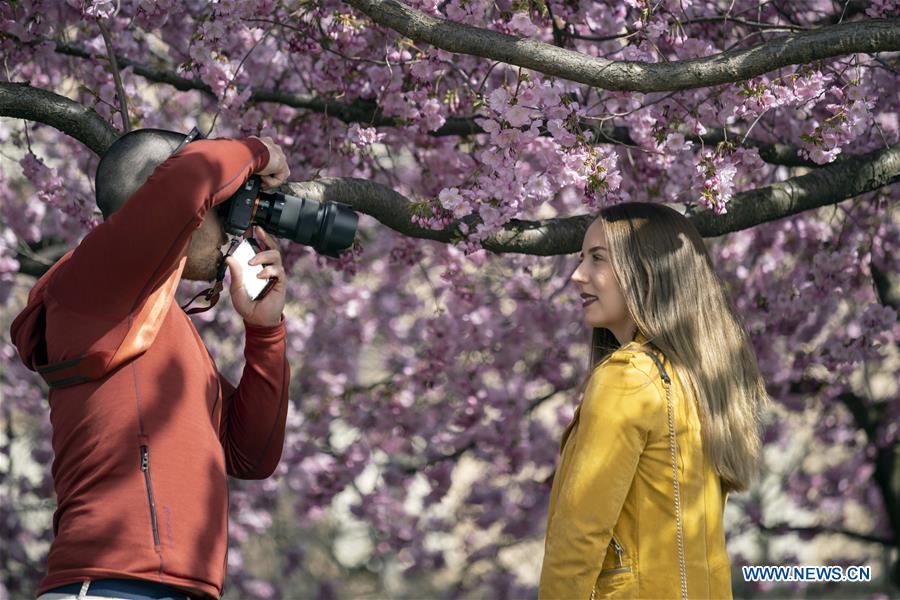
539,202,770,599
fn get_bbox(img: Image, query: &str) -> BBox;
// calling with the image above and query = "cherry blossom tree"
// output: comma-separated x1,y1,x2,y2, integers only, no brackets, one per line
1,0,899,597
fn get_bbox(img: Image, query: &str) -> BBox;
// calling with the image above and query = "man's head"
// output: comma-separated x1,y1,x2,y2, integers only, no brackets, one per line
95,128,228,282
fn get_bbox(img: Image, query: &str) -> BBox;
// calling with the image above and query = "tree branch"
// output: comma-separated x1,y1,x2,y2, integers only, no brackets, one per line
343,1,900,92
96,20,130,133
10,35,822,166
4,36,827,164
0,83,119,155
586,124,825,168
14,239,69,278
3,82,898,262
31,34,489,134
284,176,600,254
757,521,895,545
395,439,475,474
6,34,388,125
287,136,900,252
871,261,900,313
687,142,900,238
688,129,832,167
561,16,809,43
817,1,872,26
837,391,900,565
785,385,900,582
678,16,811,32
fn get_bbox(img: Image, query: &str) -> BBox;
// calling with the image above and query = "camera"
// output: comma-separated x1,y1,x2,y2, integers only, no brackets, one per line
174,127,358,257
217,175,358,258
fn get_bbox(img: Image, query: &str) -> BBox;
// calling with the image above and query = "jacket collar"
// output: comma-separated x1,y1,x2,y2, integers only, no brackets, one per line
633,329,648,345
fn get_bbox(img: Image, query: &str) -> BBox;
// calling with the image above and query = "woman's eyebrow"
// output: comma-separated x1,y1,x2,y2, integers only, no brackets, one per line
587,245,607,253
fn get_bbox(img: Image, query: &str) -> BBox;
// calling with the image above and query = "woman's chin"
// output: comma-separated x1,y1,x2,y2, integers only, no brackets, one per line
582,315,605,329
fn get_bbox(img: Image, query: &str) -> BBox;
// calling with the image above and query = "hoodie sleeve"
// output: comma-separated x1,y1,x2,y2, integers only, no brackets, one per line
33,138,269,373
218,316,290,479
46,138,269,322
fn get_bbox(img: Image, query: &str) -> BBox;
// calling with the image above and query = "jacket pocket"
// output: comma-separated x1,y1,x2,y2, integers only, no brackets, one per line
592,535,635,599
139,445,161,547
600,533,631,575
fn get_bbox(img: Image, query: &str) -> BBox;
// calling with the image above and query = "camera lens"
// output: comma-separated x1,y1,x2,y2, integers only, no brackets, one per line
254,190,357,257
316,203,358,258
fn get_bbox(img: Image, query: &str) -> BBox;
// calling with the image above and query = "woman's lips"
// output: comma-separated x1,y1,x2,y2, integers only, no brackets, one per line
581,294,597,307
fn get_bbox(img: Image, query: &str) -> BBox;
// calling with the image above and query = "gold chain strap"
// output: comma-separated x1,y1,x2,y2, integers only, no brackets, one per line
591,351,688,600
646,351,688,600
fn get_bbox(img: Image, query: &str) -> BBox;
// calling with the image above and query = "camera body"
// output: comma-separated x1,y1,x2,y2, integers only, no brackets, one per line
217,175,358,258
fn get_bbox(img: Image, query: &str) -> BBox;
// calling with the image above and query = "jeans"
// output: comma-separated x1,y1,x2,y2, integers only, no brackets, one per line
36,578,199,600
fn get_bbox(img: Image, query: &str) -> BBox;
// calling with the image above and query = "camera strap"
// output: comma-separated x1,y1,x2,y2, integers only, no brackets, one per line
180,233,246,315
172,125,233,316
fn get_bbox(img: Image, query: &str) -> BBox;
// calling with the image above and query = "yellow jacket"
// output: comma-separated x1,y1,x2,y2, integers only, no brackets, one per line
539,332,733,599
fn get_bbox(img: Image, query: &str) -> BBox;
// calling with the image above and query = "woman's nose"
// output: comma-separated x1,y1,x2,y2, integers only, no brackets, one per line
571,264,587,284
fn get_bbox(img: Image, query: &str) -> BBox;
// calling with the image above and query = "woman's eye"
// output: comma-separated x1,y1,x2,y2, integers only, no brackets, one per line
592,254,603,262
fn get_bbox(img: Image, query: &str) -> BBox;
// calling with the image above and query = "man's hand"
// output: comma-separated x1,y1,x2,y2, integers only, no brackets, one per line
250,136,290,189
225,226,287,328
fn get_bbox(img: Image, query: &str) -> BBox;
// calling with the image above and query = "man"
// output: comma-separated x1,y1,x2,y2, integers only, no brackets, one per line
10,130,292,599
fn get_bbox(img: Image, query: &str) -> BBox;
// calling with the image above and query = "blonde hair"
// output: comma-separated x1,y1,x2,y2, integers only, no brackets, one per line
580,202,770,494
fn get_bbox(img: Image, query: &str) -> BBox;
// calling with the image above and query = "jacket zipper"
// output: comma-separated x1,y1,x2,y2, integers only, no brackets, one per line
140,445,161,546
592,534,633,600
611,536,626,568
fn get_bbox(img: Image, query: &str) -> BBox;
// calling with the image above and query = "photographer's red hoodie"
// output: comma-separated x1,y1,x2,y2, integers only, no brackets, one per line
9,138,290,599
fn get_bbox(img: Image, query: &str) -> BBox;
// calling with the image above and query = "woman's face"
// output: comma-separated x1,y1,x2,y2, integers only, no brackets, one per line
571,219,636,345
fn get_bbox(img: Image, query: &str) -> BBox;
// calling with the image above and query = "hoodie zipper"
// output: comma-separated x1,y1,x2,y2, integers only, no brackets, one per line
140,445,161,546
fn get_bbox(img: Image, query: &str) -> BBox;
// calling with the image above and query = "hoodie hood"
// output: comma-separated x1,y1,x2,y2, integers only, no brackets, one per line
10,250,74,373
10,253,186,388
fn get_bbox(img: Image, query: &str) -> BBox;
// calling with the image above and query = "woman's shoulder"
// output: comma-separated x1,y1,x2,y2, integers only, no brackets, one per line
597,343,667,382
585,346,668,418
